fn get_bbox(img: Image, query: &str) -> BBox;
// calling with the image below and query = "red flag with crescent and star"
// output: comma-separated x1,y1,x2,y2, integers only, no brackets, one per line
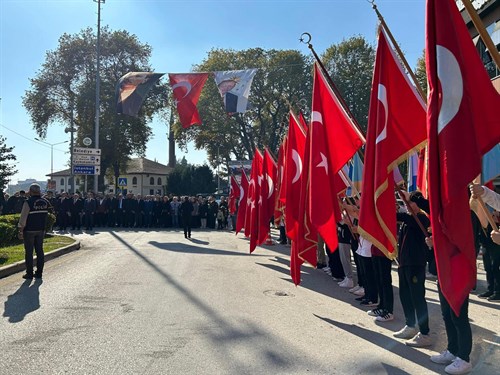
426,0,500,315
358,29,427,258
284,111,307,241
308,63,365,252
168,73,209,128
257,149,277,245
247,149,263,252
228,174,240,215
274,138,287,226
235,169,249,235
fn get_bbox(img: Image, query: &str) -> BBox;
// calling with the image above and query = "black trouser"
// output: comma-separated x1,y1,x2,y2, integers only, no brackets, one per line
24,230,45,275
483,246,500,293
84,212,94,229
438,283,472,362
352,251,364,287
71,213,81,230
183,216,191,237
398,265,429,334
372,255,394,313
327,247,345,280
359,255,377,302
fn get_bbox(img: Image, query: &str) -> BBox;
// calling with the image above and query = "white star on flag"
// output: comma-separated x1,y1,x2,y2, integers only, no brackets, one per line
316,152,329,175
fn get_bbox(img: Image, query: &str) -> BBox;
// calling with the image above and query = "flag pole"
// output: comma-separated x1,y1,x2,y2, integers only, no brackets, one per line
369,1,426,101
299,32,366,139
395,184,430,237
462,0,500,70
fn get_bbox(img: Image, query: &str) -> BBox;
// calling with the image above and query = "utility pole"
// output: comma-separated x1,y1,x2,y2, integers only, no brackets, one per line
93,0,104,193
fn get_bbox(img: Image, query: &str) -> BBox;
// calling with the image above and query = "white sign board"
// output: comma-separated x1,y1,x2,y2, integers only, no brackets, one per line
73,147,101,156
72,155,100,165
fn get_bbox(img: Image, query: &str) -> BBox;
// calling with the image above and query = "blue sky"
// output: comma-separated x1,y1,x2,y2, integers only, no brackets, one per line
0,0,425,185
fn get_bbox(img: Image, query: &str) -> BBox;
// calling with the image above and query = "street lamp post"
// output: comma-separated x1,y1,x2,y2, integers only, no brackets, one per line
35,139,69,177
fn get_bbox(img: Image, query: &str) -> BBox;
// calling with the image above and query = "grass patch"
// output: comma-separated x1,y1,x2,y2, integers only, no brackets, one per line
0,235,76,266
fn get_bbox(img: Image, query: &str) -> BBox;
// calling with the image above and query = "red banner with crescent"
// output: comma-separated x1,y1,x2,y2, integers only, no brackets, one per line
168,73,209,128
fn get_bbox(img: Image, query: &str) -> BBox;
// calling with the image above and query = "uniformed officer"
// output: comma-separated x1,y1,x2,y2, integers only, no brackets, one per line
18,183,51,279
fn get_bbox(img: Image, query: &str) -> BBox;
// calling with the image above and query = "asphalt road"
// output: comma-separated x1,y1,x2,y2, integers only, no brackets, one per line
1,228,499,374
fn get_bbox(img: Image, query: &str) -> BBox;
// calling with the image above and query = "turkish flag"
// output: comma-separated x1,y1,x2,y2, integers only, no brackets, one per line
257,149,277,245
168,73,209,128
426,0,500,315
309,63,365,252
248,149,264,253
291,123,318,285
235,169,249,235
285,111,307,241
274,139,287,226
228,174,240,215
358,29,427,258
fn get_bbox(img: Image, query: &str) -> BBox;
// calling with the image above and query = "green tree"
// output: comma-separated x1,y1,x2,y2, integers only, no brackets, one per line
166,162,216,195
414,50,428,98
22,27,169,191
0,136,17,191
173,48,313,167
322,36,375,133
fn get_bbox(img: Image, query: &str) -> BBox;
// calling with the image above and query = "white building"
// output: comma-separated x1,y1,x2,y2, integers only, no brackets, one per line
47,157,173,195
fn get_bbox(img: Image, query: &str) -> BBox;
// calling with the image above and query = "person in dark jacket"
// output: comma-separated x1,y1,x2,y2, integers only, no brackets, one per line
83,192,97,231
70,193,83,230
179,196,194,238
393,191,432,348
18,183,51,279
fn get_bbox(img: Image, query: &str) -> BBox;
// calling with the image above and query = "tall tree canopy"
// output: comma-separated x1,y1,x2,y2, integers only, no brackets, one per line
322,36,375,134
0,136,17,190
23,27,169,190
166,161,216,195
172,48,313,168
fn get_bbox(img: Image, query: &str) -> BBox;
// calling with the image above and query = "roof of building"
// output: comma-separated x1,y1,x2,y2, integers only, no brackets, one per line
47,157,173,177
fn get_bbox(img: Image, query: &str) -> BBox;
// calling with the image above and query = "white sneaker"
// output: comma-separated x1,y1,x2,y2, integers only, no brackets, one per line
340,278,353,288
445,357,472,374
393,325,418,339
349,285,361,293
367,308,384,316
338,277,346,286
375,312,394,322
430,350,456,365
322,266,331,273
353,287,365,296
406,332,432,347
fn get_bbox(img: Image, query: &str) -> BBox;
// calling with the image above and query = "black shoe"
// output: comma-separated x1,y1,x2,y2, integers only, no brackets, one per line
316,263,327,269
487,293,500,301
22,273,33,279
34,273,43,279
355,296,365,301
478,290,494,299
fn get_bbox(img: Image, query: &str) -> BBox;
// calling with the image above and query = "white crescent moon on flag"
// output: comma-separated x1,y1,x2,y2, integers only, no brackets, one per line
239,184,245,203
312,111,323,125
171,81,192,99
267,175,274,199
375,84,388,144
436,45,463,134
292,149,302,184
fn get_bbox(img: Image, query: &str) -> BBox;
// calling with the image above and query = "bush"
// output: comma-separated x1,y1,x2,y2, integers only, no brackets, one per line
0,221,17,247
0,213,56,247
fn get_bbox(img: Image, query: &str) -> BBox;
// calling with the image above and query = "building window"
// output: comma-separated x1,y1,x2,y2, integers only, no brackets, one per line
150,189,154,195
157,177,162,185
132,177,138,185
76,178,80,185
150,177,155,185
61,178,65,186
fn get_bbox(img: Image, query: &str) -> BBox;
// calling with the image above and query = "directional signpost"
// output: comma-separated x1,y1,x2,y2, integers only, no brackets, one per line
72,147,101,175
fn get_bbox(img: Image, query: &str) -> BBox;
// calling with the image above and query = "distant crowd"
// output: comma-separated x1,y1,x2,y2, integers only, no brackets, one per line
1,190,233,232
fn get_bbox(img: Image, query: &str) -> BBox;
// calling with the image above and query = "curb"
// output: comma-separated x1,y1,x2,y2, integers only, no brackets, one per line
0,240,81,279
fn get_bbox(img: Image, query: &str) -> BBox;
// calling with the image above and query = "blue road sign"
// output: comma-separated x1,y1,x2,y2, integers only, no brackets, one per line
118,177,127,186
72,165,99,175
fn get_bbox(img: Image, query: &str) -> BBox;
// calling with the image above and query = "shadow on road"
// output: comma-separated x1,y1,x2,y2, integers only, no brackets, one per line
110,231,318,373
3,279,43,323
148,241,267,256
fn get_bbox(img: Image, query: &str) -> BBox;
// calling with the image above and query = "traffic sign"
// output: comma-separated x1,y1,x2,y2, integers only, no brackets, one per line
82,137,92,146
73,147,101,156
72,154,100,165
118,177,127,186
72,165,101,175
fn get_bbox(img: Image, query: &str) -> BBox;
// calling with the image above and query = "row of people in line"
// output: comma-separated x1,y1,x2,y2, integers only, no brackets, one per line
277,186,499,375
42,191,231,231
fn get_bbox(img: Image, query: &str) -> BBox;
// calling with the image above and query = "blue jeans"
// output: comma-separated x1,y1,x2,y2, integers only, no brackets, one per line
24,230,45,275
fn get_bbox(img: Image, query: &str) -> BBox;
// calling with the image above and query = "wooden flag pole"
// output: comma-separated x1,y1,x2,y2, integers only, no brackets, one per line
395,184,430,238
462,0,500,70
299,32,366,140
369,1,427,101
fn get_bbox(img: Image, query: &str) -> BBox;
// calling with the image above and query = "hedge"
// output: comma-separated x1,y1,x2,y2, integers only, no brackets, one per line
0,213,56,247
